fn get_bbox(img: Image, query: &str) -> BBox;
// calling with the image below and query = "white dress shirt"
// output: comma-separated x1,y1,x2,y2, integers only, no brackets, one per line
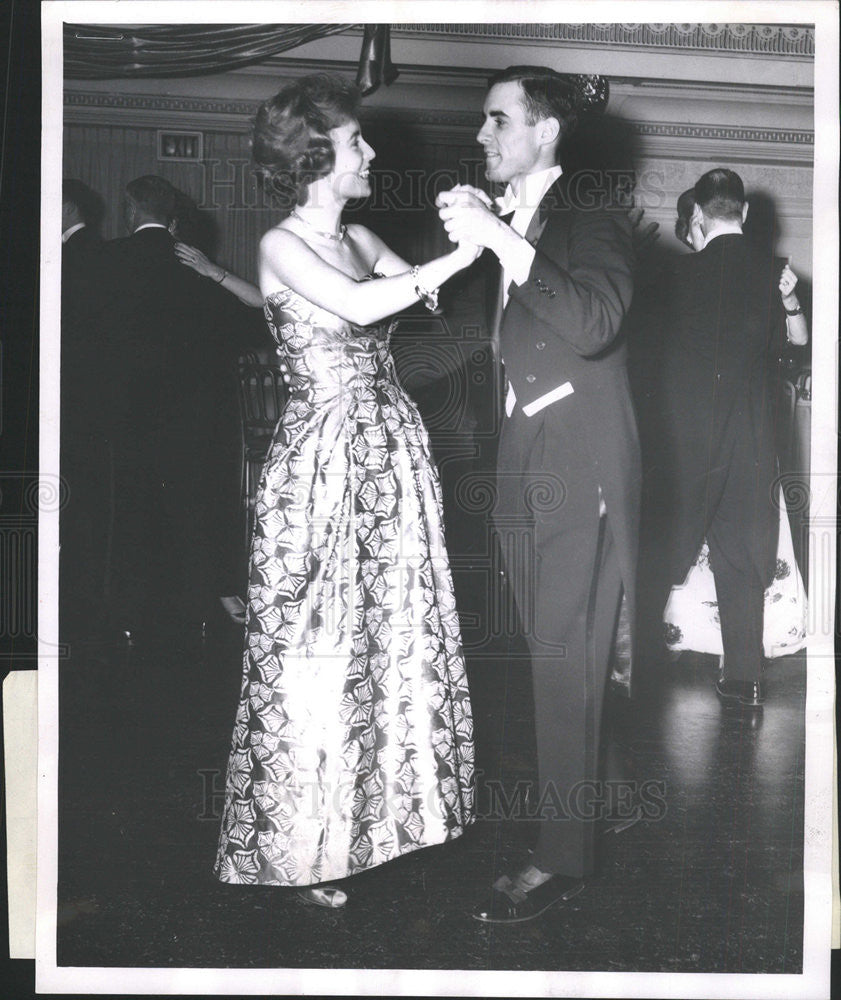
494,165,570,419
495,164,563,307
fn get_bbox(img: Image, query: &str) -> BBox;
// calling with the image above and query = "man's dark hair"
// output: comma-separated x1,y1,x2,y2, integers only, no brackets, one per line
694,168,745,223
62,178,103,228
674,188,696,246
488,65,578,150
125,174,179,224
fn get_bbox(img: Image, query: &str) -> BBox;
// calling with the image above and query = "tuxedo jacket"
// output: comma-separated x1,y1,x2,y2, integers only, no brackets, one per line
659,232,784,583
497,176,640,622
91,226,264,493
61,226,105,423
62,225,102,277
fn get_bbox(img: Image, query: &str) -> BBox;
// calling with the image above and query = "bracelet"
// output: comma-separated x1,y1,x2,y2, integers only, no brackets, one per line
410,265,439,312
215,269,229,284
784,303,802,316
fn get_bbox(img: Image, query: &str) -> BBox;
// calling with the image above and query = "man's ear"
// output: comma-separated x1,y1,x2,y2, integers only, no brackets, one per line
741,201,749,225
538,116,560,149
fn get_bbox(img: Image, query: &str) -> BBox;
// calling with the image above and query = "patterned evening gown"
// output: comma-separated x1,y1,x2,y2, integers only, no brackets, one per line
663,498,807,659
214,284,475,886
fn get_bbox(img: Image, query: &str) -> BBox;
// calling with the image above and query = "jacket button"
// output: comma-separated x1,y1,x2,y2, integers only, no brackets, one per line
526,374,536,383
535,341,545,350
548,290,556,298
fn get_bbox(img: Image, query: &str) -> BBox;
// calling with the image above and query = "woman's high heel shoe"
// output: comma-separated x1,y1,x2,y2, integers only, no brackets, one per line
219,595,246,624
297,885,348,909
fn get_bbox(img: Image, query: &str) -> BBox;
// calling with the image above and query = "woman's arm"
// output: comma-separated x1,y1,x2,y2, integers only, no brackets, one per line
174,243,265,308
259,228,479,326
779,263,808,347
345,224,410,277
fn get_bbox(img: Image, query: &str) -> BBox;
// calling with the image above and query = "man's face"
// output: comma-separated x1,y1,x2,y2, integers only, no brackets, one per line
61,200,75,233
477,81,548,186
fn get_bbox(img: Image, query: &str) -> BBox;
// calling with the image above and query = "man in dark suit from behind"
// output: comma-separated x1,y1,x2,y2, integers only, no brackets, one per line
99,174,247,641
659,168,784,709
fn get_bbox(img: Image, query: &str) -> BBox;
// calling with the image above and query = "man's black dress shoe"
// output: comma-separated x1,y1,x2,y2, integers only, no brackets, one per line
715,676,765,708
472,867,585,924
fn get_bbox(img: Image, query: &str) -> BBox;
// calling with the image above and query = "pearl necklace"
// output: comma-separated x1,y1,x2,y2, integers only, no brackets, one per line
290,210,346,242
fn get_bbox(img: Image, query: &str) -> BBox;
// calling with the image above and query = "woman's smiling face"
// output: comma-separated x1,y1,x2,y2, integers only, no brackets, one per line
328,119,375,201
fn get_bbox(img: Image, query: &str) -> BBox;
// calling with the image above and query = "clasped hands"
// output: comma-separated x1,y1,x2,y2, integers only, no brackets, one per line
436,184,509,264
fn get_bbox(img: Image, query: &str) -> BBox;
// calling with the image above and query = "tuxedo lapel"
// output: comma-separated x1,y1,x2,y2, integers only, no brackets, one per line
523,203,549,247
524,177,566,247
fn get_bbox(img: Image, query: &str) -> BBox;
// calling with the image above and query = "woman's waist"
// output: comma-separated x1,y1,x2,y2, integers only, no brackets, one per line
283,368,413,404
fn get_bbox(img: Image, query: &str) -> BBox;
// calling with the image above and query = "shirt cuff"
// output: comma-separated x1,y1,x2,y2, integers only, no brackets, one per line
499,236,536,288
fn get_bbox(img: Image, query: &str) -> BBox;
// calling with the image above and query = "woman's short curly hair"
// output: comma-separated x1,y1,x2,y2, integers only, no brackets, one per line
253,74,361,209
674,188,696,246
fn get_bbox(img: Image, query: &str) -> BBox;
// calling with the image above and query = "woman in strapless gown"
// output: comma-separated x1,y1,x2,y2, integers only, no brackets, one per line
214,75,479,907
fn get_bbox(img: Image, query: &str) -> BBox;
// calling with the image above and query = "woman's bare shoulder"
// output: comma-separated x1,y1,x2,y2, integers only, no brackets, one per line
260,222,302,249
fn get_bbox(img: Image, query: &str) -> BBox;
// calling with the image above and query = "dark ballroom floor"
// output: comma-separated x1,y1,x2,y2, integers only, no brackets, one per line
56,607,806,976
52,419,806,979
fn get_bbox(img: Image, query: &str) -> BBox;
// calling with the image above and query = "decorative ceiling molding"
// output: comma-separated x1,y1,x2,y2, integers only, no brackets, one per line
64,92,258,131
392,23,815,58
634,122,813,146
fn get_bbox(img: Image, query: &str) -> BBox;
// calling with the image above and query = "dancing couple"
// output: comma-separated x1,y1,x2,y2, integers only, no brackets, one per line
214,65,639,925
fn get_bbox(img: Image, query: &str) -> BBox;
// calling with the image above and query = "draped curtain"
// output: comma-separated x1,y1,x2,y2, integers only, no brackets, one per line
65,23,355,79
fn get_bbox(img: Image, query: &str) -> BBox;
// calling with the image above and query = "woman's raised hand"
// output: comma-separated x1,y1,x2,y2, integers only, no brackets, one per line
174,242,224,282
779,261,799,302
445,183,495,209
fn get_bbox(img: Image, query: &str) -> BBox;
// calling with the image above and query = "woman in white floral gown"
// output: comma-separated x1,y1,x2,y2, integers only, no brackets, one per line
214,75,477,907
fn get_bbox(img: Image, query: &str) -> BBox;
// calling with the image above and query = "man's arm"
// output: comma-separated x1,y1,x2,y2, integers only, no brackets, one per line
438,188,634,358
508,208,634,357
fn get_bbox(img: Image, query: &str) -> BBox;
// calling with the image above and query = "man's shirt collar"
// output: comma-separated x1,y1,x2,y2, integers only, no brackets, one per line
61,222,86,243
495,164,563,217
702,221,744,249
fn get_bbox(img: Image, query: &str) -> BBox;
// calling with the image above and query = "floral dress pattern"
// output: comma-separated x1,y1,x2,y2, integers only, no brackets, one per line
214,286,475,887
663,496,807,658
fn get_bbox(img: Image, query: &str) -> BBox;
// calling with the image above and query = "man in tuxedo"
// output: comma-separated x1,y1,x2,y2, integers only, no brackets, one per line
658,168,784,709
98,174,248,641
62,179,103,270
61,179,109,635
438,65,639,922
